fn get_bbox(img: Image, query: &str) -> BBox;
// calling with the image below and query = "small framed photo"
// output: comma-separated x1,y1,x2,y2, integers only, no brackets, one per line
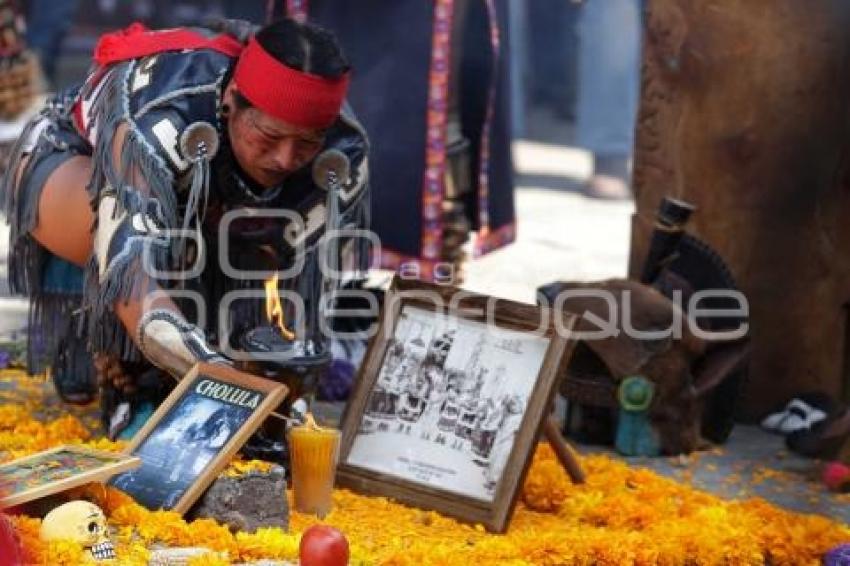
337,277,577,533
0,446,141,508
109,363,287,514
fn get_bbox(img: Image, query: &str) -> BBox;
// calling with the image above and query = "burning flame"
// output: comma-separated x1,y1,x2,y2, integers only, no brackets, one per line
304,412,324,430
264,273,296,340
297,412,336,434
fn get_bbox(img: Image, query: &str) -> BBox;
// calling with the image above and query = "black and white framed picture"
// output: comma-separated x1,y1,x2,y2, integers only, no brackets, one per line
110,363,287,514
338,277,578,532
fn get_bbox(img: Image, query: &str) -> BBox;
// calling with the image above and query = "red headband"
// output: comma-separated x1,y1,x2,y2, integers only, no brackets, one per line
233,37,350,130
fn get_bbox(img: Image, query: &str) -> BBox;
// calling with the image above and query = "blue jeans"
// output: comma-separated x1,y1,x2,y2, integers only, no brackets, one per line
574,0,643,165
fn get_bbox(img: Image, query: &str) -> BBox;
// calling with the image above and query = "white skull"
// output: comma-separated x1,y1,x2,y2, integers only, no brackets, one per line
40,501,115,561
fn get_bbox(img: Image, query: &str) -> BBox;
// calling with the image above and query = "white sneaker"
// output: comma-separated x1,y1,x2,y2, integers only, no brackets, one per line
761,399,827,434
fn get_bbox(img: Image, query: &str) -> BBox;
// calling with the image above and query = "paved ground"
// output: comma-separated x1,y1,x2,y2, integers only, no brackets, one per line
620,426,850,522
464,139,633,302
0,106,847,525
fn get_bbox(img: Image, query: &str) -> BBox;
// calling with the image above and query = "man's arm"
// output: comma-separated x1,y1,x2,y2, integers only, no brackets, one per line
104,123,226,377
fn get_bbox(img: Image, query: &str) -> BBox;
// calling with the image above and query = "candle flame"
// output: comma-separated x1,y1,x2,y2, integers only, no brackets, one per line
264,273,296,340
304,412,325,431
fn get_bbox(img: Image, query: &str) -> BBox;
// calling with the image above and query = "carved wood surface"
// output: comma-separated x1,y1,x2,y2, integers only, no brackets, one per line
631,0,850,419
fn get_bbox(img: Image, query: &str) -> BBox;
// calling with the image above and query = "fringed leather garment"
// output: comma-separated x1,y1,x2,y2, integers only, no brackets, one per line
1,28,370,376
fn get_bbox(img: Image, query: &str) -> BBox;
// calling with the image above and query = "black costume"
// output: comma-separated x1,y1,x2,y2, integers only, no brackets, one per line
1,25,370,403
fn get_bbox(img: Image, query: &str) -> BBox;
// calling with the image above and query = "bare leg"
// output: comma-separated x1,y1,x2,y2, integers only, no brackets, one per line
29,155,94,267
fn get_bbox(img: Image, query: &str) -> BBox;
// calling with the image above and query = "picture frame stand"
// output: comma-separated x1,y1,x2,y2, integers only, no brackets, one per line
543,416,585,484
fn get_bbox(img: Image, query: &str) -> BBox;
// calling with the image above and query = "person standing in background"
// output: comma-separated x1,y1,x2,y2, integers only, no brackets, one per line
575,0,643,200
294,0,516,283
22,0,80,87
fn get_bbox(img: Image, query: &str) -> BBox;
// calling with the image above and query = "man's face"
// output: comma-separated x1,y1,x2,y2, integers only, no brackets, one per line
226,88,326,189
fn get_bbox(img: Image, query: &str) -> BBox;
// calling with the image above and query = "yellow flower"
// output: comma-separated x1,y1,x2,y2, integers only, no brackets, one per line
235,527,300,561
223,458,275,478
2,369,849,565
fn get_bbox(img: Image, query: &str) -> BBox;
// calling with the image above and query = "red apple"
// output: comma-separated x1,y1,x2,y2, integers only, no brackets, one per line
299,525,349,566
823,461,850,492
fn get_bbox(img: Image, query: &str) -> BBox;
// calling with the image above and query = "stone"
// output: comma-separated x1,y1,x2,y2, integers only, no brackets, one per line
189,466,289,533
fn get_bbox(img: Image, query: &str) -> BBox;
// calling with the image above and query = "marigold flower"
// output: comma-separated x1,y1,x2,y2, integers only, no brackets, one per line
1,369,848,564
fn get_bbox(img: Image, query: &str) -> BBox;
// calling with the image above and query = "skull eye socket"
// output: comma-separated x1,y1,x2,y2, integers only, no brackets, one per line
88,521,99,534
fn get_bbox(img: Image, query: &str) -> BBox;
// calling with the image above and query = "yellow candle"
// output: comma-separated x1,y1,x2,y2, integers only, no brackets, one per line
288,414,341,518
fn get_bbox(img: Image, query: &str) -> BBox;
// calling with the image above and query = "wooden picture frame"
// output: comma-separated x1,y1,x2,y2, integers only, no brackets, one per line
337,277,577,533
0,445,141,508
109,363,287,514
